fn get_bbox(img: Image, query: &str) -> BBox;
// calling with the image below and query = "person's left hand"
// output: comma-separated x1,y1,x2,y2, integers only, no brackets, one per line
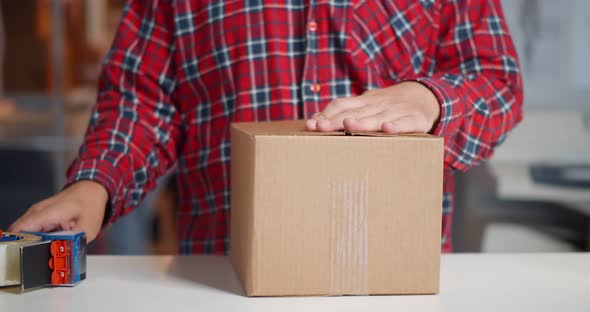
305,81,441,134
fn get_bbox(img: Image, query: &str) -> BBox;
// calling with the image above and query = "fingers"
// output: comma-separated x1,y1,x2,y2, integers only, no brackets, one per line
322,97,365,119
8,209,60,232
307,107,427,134
305,118,319,131
342,109,402,132
305,97,367,131
305,112,327,131
9,203,75,233
306,82,440,134
8,198,51,232
8,181,107,243
9,201,102,241
307,103,383,132
321,103,388,131
382,115,431,134
308,110,431,134
74,213,103,241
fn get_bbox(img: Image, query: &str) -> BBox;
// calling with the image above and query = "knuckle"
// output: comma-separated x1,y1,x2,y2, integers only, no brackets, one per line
345,108,365,119
347,107,361,115
378,98,395,110
331,98,347,108
380,110,398,122
383,108,397,115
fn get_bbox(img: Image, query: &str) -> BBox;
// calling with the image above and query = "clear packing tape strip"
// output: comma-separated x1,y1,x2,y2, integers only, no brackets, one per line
0,232,42,286
329,176,369,295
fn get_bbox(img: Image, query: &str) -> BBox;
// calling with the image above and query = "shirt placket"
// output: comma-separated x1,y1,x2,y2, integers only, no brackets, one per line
301,0,322,118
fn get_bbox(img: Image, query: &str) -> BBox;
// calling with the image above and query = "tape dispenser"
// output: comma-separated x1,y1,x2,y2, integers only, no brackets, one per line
0,230,87,291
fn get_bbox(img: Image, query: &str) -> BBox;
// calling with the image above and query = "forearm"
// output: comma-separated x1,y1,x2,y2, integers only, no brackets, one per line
415,71,523,171
410,0,524,171
66,0,181,225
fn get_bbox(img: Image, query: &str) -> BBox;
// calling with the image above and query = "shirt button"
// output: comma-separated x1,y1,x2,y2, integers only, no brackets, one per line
310,84,321,93
308,21,318,32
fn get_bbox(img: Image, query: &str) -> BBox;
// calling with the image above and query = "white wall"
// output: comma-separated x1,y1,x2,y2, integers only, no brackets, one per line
501,0,590,112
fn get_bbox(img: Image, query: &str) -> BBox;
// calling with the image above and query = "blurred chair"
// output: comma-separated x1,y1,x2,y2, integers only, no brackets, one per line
453,165,590,252
454,111,590,252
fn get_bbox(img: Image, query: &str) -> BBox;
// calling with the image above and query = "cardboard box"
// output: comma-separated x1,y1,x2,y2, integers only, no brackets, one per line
230,120,443,296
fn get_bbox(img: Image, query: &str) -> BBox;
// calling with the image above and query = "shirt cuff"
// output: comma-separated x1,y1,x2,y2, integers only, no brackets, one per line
65,157,125,226
403,76,465,138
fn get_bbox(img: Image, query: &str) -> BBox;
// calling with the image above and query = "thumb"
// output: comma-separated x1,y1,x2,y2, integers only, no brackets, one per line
74,214,102,242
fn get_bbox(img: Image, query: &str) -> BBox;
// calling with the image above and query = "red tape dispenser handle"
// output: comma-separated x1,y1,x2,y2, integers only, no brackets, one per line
48,240,71,285
18,231,86,291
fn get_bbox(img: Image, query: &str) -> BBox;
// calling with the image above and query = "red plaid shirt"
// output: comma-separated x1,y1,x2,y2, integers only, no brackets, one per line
67,0,523,254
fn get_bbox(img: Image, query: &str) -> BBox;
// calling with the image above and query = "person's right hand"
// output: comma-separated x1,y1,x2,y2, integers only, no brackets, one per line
8,180,109,242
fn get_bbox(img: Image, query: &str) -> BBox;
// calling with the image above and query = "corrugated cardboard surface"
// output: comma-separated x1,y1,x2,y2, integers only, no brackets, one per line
230,121,443,296
230,126,255,293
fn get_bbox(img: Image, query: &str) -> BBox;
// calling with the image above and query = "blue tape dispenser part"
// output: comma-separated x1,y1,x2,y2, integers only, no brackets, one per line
0,230,87,291
34,231,88,287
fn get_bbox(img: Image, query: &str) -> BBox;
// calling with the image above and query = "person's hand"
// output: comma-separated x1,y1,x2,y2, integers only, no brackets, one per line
305,81,440,133
8,180,108,242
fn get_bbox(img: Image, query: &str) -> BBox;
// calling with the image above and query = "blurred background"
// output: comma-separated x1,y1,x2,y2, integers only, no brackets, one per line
0,0,588,254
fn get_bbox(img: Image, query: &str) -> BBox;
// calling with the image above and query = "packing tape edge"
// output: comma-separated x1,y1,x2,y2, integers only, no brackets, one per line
0,232,42,286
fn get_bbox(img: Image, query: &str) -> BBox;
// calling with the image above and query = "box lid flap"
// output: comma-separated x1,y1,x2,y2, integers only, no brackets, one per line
231,120,439,139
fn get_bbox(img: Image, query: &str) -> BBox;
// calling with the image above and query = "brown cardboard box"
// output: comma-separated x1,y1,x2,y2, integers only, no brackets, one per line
230,120,443,296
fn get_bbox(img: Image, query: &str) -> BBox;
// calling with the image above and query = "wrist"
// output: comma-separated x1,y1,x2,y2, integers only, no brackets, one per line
71,180,110,227
71,180,108,200
398,81,441,133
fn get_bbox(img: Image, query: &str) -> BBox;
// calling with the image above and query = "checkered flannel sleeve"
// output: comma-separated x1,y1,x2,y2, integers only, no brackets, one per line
65,0,181,225
410,0,523,171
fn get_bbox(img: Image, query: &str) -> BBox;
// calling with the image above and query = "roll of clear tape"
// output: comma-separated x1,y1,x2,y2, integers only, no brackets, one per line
0,232,42,286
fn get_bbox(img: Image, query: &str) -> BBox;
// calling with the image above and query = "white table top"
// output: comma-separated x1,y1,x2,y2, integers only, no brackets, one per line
2,253,590,311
